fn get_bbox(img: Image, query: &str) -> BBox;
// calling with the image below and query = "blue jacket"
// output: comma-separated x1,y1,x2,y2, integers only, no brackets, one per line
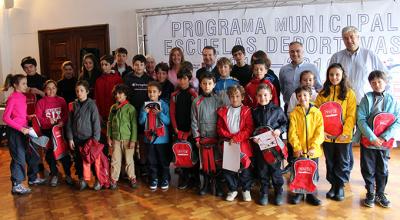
214,77,239,106
354,91,400,145
139,99,170,144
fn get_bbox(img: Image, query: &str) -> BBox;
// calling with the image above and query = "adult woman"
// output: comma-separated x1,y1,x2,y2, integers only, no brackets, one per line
79,53,101,97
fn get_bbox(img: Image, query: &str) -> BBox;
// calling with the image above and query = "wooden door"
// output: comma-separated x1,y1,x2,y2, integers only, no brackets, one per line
39,24,109,80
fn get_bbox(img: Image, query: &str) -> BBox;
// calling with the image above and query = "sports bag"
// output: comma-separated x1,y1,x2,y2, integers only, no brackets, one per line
289,157,318,194
172,140,198,168
253,126,287,165
319,101,343,138
52,124,69,160
361,112,396,150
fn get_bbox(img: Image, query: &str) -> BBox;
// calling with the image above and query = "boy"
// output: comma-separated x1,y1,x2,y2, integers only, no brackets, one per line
214,57,239,106
356,70,400,208
108,84,138,189
139,81,171,190
113,47,133,79
289,86,324,206
191,72,224,197
155,62,175,103
21,56,46,98
244,59,279,108
252,84,287,206
170,63,198,189
230,45,252,87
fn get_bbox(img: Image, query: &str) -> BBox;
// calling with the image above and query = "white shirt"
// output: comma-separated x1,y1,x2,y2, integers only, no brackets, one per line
227,106,241,134
330,47,389,104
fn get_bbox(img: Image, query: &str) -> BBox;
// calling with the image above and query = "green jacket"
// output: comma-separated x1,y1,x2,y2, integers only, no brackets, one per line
107,102,137,141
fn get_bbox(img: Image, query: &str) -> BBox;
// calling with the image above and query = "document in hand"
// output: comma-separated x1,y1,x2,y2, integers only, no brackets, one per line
222,141,241,172
252,131,285,151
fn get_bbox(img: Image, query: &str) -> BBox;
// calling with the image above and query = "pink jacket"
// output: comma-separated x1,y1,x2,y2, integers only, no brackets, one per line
35,96,68,130
3,91,27,131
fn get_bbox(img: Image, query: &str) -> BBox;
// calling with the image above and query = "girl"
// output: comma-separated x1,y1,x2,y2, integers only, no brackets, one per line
3,74,44,195
108,84,138,189
66,80,101,190
287,70,319,115
217,85,253,202
1,74,14,104
35,80,72,187
289,86,324,206
79,53,101,97
315,63,356,201
57,61,77,104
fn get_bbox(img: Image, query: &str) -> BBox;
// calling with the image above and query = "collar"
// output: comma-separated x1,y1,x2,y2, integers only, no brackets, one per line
345,47,360,56
116,100,129,109
373,91,385,97
291,60,305,68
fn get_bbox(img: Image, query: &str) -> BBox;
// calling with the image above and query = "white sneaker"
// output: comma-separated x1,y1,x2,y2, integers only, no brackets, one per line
50,175,58,187
226,191,238,201
242,190,252,202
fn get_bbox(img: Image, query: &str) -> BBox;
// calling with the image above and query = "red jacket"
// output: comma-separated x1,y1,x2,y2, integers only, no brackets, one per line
94,72,123,121
80,139,110,188
217,105,254,159
244,77,279,108
35,96,68,130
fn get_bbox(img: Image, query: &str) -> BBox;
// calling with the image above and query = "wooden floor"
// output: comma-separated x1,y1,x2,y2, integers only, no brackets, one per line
0,144,398,220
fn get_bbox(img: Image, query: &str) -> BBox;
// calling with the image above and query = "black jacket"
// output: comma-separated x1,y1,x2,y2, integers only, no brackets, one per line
251,102,287,134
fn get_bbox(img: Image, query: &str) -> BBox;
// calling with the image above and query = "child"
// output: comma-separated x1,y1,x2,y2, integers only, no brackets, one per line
214,57,240,106
20,56,46,98
356,70,400,208
3,74,45,195
170,62,199,189
289,86,324,206
155,62,175,103
315,63,356,201
191,72,224,197
252,84,287,206
66,80,101,190
108,84,138,189
287,70,319,115
1,74,14,104
79,53,101,97
57,61,77,104
244,59,279,108
95,54,123,122
112,47,133,78
250,50,280,98
231,45,252,87
217,85,254,202
139,81,171,190
35,80,72,186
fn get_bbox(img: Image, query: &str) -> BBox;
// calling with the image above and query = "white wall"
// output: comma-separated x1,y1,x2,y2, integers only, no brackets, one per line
0,0,232,79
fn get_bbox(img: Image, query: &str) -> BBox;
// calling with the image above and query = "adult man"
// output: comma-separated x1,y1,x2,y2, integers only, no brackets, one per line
21,56,46,98
330,26,389,104
196,46,219,81
279,41,323,174
145,55,157,80
230,45,252,87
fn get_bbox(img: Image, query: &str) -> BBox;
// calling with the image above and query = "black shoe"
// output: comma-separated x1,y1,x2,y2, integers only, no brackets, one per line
375,193,391,208
215,183,224,197
259,193,268,206
291,193,304,204
177,176,189,190
199,176,210,196
275,191,284,206
363,192,375,208
282,164,291,174
326,185,336,199
306,194,321,206
333,186,345,201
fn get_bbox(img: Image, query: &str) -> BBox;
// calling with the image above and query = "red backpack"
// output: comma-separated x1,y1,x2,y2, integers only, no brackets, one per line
289,157,318,194
253,126,287,165
361,112,396,150
144,103,165,143
172,140,198,168
24,92,36,116
52,124,69,160
319,101,343,138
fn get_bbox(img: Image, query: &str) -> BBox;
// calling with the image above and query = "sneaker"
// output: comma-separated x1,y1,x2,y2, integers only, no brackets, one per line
79,179,88,191
110,180,118,190
291,193,304,204
49,175,58,187
226,191,238,202
130,178,138,189
65,176,73,186
11,184,31,195
93,180,102,191
306,194,322,206
363,192,375,208
160,179,169,190
259,193,268,206
275,191,284,206
28,177,46,186
333,186,345,201
242,190,252,202
150,179,158,190
375,193,391,208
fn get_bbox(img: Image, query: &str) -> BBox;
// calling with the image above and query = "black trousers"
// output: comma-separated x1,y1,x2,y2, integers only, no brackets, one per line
42,129,71,177
255,149,283,194
360,145,389,194
323,142,351,187
224,168,252,192
146,143,171,181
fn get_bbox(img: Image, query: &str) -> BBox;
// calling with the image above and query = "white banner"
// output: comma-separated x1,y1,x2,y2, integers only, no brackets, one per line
145,1,400,99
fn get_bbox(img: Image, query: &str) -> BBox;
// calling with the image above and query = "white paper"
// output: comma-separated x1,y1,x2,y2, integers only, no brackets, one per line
252,131,285,151
222,141,241,172
28,127,38,138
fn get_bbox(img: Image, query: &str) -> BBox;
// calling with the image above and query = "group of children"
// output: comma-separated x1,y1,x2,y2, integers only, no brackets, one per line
2,47,399,210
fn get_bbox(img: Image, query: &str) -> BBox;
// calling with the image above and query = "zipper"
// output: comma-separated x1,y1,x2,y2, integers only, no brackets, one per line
304,104,311,158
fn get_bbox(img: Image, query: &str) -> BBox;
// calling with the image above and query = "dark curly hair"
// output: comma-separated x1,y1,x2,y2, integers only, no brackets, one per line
320,63,350,101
